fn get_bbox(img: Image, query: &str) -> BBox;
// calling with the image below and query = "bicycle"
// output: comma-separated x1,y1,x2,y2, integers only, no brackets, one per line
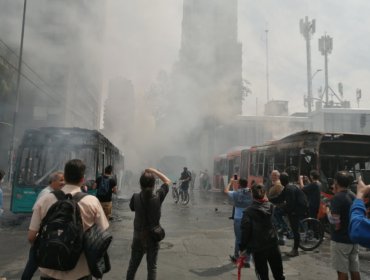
172,180,190,205
298,217,324,250
172,182,179,203
278,216,324,251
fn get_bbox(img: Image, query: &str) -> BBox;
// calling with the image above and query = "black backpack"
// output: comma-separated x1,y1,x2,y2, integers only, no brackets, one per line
84,224,113,278
34,190,87,271
97,176,111,197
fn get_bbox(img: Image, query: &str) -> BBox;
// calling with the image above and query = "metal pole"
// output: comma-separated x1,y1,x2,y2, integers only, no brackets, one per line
300,17,315,113
306,34,312,112
324,52,329,107
265,30,270,102
8,0,27,183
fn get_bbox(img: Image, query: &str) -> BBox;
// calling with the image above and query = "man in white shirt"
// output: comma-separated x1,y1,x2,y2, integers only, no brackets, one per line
22,171,65,280
36,172,65,201
27,159,109,279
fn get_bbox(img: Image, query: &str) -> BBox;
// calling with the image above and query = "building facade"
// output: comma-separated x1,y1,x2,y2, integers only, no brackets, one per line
0,1,105,171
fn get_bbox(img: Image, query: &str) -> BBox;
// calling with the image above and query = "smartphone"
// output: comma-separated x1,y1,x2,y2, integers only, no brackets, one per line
234,174,238,180
360,170,370,185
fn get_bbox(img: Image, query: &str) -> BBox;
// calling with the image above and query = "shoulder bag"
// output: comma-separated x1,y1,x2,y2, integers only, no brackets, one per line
140,194,165,242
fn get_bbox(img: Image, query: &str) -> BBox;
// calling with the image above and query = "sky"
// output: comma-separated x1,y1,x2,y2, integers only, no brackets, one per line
104,0,370,116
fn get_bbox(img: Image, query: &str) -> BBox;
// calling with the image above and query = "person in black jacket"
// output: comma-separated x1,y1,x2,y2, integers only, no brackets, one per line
126,168,171,280
279,168,308,257
240,184,285,280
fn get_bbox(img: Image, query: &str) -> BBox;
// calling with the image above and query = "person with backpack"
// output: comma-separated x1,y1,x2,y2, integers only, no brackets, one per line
21,171,65,280
95,165,117,220
27,159,109,280
126,168,171,280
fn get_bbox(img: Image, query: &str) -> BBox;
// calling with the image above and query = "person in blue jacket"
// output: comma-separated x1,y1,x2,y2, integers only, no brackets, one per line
224,177,253,267
349,176,370,248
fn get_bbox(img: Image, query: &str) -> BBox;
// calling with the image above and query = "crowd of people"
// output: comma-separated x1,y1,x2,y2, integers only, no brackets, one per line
223,166,370,280
1,156,370,280
15,158,172,280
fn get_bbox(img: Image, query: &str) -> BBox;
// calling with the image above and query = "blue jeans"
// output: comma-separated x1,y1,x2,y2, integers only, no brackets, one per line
234,218,242,258
126,237,159,280
273,207,289,233
22,245,38,280
234,218,251,263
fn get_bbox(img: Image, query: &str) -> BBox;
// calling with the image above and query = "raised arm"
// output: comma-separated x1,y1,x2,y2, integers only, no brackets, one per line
145,168,171,185
349,177,370,247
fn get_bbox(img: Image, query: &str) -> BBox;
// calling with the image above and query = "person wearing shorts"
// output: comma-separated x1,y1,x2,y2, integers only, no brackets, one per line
331,242,360,275
326,171,360,280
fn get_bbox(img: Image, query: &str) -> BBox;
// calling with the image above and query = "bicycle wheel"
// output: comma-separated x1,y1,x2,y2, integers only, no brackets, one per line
298,218,324,251
172,187,179,203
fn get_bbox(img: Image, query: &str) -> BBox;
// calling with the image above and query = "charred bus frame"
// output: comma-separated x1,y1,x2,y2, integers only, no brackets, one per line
10,127,124,213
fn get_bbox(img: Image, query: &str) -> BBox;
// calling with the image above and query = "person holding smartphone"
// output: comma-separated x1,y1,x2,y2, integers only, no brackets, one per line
224,177,253,266
349,176,370,248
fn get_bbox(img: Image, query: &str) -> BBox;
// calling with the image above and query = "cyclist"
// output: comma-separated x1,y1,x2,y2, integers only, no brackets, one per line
179,167,192,197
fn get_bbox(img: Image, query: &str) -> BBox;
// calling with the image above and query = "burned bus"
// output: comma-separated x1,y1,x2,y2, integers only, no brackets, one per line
10,127,124,213
243,131,370,191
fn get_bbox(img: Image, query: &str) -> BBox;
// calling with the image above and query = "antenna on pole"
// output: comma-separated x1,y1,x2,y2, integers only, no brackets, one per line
300,16,315,113
265,29,270,102
319,34,333,107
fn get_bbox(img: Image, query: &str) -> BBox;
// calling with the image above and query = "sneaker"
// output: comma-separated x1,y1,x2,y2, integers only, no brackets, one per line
229,255,237,263
286,249,299,257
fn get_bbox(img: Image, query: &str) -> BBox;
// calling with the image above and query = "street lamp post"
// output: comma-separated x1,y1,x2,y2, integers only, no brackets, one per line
311,69,322,81
8,0,27,183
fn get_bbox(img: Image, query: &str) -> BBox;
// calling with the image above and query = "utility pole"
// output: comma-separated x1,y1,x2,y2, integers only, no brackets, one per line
8,0,27,183
300,16,315,113
356,89,362,108
265,29,270,102
318,34,333,107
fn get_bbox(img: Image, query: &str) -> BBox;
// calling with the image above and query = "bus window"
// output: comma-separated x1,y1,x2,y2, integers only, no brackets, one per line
251,152,257,176
274,152,285,172
11,127,124,213
257,151,265,176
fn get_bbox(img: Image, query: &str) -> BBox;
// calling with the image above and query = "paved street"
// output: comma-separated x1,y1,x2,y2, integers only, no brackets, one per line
1,187,370,279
